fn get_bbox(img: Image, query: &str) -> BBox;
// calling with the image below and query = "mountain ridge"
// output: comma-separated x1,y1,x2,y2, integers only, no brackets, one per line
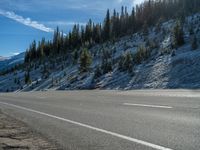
0,52,25,71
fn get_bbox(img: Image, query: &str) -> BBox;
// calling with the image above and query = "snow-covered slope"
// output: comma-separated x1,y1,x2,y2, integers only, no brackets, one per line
0,52,25,71
1,14,200,92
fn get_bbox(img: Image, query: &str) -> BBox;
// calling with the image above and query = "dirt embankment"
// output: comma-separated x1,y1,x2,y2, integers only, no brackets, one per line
0,110,61,150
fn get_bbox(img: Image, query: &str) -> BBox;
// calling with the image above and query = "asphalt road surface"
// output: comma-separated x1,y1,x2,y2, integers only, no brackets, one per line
0,90,200,150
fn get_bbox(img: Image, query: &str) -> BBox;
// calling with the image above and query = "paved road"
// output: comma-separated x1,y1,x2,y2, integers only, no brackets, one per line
0,90,200,150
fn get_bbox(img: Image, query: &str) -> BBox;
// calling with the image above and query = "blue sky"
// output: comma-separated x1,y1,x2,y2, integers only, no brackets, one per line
0,0,143,57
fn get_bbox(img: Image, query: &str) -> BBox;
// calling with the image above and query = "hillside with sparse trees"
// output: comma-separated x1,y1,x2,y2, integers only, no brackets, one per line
0,0,200,92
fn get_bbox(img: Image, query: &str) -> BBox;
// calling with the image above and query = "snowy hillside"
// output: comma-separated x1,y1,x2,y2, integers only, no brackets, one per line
0,14,200,92
0,53,25,71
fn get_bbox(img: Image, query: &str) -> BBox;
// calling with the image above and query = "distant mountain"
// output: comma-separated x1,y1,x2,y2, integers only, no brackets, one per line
0,52,25,71
0,56,8,61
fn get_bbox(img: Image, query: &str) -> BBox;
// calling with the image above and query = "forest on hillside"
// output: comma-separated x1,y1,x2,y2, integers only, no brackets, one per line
24,0,200,65
1,0,200,91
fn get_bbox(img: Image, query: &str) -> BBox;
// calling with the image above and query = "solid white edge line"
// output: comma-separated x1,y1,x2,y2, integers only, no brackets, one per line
123,103,173,109
0,101,173,150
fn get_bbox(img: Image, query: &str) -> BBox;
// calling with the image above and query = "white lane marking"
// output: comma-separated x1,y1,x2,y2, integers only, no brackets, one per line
123,103,173,109
38,96,46,99
0,101,173,150
120,92,200,98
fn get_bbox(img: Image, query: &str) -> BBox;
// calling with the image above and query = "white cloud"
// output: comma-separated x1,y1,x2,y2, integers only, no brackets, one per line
117,0,123,3
12,52,20,55
0,9,54,33
133,0,144,6
45,21,86,26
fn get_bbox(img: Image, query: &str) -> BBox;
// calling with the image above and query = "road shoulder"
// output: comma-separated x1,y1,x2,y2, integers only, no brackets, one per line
0,109,62,150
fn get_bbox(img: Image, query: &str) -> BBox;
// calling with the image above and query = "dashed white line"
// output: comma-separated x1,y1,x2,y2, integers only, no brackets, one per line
0,101,173,150
123,103,173,109
120,92,200,98
38,96,46,99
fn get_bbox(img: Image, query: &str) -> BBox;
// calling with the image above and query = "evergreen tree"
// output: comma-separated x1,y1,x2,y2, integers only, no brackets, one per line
118,52,133,73
94,66,102,78
111,9,117,39
73,49,79,64
42,64,49,79
93,23,102,43
142,21,149,36
14,78,17,84
123,52,133,73
134,46,150,64
191,35,198,50
25,71,31,84
101,49,112,74
103,9,111,41
130,7,136,33
118,55,124,71
53,27,61,54
173,21,185,48
101,60,112,74
79,48,92,72
37,38,45,61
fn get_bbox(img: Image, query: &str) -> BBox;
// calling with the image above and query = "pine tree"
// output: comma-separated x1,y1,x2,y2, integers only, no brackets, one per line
94,66,102,78
25,71,31,84
14,78,17,84
42,64,49,79
173,21,185,48
101,49,112,74
79,48,92,73
73,49,79,64
130,7,136,33
37,38,45,61
111,9,117,39
191,35,198,50
134,46,150,64
93,23,102,43
118,52,133,73
101,60,112,74
118,55,124,71
123,52,133,73
53,27,61,54
142,21,149,36
103,9,111,41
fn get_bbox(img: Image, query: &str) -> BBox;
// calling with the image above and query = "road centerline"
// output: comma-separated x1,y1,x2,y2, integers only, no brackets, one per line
123,103,173,109
0,101,173,150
